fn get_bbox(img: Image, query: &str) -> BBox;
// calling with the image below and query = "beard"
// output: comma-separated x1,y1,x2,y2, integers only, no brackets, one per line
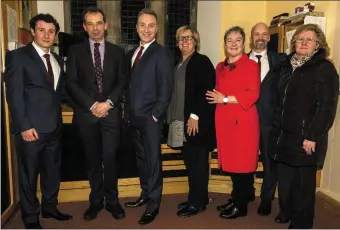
254,39,268,50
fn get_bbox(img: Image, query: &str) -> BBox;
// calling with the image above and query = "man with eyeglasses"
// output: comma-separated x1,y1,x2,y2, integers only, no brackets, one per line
66,7,128,221
123,8,174,225
248,22,286,218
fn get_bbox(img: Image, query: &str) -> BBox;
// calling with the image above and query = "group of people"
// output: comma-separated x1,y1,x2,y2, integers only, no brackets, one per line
4,6,339,229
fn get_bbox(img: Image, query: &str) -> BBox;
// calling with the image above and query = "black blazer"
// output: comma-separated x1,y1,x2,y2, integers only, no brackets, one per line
182,52,216,149
248,50,286,127
125,41,174,123
5,43,65,134
66,40,128,125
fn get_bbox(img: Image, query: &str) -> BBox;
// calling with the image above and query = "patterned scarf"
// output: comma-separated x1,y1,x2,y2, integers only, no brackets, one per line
290,49,318,72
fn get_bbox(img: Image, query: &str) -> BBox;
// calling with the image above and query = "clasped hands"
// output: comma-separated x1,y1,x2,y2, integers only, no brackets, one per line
303,139,316,155
91,102,111,118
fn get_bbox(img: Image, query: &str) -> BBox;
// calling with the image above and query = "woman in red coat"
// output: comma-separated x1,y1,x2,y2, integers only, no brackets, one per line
206,26,260,219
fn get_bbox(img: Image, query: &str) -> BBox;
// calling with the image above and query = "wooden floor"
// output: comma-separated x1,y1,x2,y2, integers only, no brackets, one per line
3,192,340,229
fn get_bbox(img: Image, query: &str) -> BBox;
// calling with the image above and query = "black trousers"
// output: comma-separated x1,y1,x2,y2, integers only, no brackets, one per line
15,126,61,225
259,125,278,201
77,119,121,207
131,115,163,212
182,143,210,208
277,162,317,229
230,172,255,211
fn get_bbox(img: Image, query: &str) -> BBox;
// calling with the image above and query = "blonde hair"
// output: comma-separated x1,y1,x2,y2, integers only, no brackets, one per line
176,25,200,51
290,24,330,57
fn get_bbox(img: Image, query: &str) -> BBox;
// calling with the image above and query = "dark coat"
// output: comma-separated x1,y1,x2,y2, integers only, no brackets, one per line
5,43,66,134
183,52,216,149
269,48,339,168
66,40,128,126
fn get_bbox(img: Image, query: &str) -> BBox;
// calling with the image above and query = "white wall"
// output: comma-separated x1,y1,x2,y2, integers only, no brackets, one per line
197,1,222,67
37,1,64,32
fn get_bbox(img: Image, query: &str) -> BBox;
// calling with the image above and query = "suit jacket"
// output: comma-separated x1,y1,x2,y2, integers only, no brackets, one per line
182,52,216,149
248,50,286,127
66,40,128,125
5,43,65,134
125,41,174,123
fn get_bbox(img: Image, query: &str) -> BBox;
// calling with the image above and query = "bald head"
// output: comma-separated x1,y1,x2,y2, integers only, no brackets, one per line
250,22,270,52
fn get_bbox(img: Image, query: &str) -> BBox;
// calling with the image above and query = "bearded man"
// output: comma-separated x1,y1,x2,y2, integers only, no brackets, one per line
248,22,286,218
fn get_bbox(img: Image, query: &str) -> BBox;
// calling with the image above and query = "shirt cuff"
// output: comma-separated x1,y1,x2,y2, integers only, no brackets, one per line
106,99,114,108
89,102,98,111
190,113,199,120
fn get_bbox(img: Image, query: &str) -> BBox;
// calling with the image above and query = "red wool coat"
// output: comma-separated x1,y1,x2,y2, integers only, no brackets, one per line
215,54,260,173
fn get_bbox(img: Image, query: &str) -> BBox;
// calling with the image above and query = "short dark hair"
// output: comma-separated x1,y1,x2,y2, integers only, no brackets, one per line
137,8,158,22
82,7,106,23
29,14,60,33
224,26,246,45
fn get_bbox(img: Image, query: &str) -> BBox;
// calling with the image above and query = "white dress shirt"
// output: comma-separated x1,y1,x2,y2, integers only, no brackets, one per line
131,39,155,67
249,50,269,82
32,41,60,90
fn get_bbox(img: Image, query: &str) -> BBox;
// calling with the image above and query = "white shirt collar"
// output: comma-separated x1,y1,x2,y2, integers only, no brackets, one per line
32,41,51,57
140,39,155,50
251,49,267,59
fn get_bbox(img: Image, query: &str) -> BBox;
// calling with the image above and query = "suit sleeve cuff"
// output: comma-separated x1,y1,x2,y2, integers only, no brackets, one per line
89,102,98,111
190,113,199,120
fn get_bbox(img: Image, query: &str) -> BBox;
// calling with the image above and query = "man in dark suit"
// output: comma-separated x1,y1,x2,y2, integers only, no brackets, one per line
248,22,286,217
124,9,174,225
66,7,127,221
5,14,72,229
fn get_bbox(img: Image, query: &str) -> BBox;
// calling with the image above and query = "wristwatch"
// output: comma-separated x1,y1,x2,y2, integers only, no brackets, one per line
223,96,228,104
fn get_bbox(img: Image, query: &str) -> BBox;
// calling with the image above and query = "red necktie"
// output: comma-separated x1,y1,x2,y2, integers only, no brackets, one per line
94,43,103,95
43,54,54,87
255,55,262,74
132,46,144,69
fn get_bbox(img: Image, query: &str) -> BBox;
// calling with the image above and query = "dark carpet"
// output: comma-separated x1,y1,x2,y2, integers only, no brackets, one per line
3,192,340,229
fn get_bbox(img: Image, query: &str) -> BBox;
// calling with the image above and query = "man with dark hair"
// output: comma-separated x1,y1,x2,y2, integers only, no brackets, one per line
66,7,127,221
5,13,72,229
124,8,174,225
248,22,286,217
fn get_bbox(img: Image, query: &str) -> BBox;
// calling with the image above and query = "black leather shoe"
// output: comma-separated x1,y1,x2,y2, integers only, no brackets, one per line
257,200,271,216
125,197,148,208
138,209,159,225
25,222,43,229
275,213,290,224
105,203,125,220
220,206,247,219
177,205,206,218
217,198,234,212
83,205,103,220
177,201,189,210
41,209,72,221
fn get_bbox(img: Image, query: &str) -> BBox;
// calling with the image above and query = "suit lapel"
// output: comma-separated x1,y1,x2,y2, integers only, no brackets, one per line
103,41,111,81
83,41,96,79
132,41,159,77
51,52,63,90
26,43,54,89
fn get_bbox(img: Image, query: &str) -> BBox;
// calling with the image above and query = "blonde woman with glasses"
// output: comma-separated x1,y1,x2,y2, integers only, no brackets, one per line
268,24,339,229
167,25,216,218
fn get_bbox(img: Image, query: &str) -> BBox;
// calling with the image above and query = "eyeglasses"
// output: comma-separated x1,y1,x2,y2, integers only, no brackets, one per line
226,39,243,45
177,36,194,42
296,38,318,44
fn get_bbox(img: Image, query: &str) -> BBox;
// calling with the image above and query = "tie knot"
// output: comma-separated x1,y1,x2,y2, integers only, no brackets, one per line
139,46,144,52
255,55,262,61
43,53,50,60
94,43,100,48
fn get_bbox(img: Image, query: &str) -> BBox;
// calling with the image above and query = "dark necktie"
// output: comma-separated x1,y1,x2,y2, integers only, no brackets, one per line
132,46,144,70
43,54,54,87
94,43,103,95
255,55,262,74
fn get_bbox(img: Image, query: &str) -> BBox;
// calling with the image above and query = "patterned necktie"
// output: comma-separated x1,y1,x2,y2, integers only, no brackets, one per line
132,46,144,70
94,43,103,95
43,54,54,87
255,55,262,74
